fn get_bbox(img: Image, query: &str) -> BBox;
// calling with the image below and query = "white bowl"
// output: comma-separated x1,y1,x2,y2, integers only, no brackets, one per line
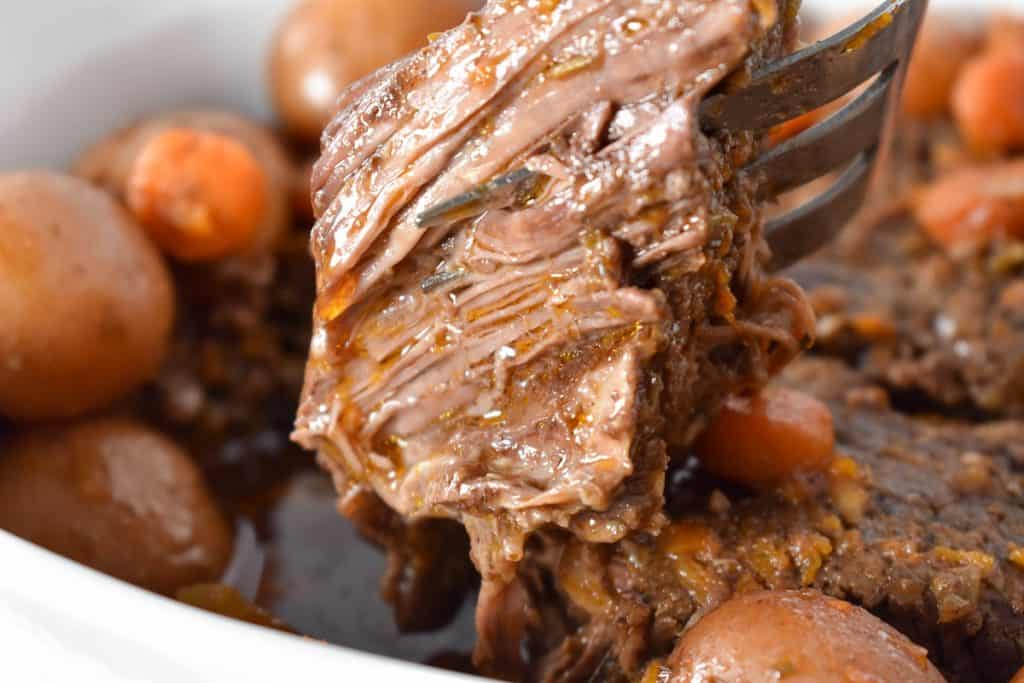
0,1,1020,681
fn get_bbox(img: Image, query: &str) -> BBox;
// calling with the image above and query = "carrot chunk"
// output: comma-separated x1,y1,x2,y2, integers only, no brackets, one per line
768,98,844,147
694,387,835,487
986,14,1024,56
912,161,1024,250
127,128,269,262
953,49,1024,156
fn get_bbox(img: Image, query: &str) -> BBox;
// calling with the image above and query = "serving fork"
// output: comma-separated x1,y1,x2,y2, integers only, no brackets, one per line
417,0,929,272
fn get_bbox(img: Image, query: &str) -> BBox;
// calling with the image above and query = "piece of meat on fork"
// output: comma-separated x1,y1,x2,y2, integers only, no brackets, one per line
292,0,925,673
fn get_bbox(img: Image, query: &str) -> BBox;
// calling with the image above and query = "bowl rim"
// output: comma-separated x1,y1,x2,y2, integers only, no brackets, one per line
0,531,484,682
2,0,1022,681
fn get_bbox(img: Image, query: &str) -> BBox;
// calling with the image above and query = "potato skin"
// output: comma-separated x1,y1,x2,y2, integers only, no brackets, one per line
268,0,479,143
0,172,174,420
0,419,232,595
74,109,294,253
668,590,947,683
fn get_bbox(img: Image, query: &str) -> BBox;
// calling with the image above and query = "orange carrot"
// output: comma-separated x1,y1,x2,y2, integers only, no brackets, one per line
912,161,1024,250
694,387,835,487
127,128,269,262
986,14,1024,56
953,50,1024,156
768,98,844,147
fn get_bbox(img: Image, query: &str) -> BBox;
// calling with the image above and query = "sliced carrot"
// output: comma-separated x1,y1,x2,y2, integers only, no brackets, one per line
912,161,1024,250
127,128,269,262
953,49,1024,156
694,387,835,487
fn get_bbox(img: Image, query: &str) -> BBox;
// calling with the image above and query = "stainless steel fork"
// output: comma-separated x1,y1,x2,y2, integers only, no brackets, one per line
417,0,929,272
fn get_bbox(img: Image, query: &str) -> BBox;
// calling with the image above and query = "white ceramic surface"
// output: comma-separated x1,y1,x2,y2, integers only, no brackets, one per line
0,533,479,683
1,1,1021,682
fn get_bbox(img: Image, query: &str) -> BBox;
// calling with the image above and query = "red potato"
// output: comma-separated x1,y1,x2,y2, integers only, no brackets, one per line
668,590,947,683
269,0,480,144
913,161,1024,251
0,419,232,595
0,172,174,421
75,109,294,259
694,388,835,487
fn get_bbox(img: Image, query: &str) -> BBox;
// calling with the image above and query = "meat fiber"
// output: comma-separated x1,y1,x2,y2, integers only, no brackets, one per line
293,0,810,643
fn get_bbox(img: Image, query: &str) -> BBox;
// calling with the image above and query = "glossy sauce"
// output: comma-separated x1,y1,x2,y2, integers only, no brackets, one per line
250,470,478,668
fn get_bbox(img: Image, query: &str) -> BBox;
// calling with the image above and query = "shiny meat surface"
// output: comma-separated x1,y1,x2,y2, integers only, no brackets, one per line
296,0,810,589
507,391,1024,682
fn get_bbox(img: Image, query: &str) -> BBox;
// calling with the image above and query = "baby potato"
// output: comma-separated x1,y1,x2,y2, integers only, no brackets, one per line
667,590,947,683
269,0,479,143
0,419,233,595
75,110,294,260
0,172,174,421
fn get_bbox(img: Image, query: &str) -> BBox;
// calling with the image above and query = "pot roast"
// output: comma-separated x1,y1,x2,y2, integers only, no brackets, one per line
293,0,811,672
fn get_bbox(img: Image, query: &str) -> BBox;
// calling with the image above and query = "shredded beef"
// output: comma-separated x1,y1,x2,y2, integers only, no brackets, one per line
294,0,810,603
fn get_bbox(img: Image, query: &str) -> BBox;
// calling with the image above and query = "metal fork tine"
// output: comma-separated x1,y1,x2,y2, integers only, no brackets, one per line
764,149,876,273
700,0,920,132
746,63,895,198
415,0,927,267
